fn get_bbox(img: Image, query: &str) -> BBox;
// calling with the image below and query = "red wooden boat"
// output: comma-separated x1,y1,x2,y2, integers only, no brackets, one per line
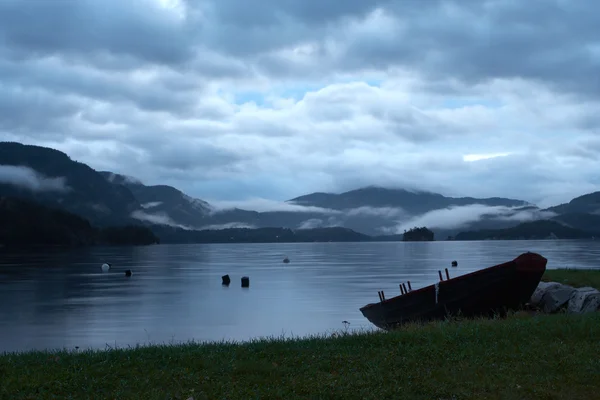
359,252,547,330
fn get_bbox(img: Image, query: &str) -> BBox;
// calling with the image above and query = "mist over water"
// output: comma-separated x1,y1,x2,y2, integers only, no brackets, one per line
1,240,598,353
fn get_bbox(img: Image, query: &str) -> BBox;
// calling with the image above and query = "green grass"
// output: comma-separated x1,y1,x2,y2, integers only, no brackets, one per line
2,313,600,400
543,268,600,289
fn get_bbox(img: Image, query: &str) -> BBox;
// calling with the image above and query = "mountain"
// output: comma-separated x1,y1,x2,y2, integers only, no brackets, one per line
289,186,528,214
5,141,600,241
97,175,536,236
284,186,533,236
0,142,142,226
545,192,600,215
551,212,600,233
100,171,261,229
454,220,593,241
0,196,159,247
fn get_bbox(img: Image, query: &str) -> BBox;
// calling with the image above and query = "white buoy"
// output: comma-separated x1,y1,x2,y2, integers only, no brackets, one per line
101,263,111,272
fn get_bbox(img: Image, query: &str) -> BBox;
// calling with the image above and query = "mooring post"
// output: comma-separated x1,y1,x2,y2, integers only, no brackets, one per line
222,274,231,286
241,276,250,288
445,268,450,280
438,270,444,281
407,281,412,291
402,283,408,294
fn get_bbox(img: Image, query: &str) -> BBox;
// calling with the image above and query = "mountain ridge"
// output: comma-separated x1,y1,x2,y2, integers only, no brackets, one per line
1,141,599,240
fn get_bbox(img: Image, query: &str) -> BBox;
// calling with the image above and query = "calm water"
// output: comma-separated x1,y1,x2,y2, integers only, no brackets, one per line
1,240,599,353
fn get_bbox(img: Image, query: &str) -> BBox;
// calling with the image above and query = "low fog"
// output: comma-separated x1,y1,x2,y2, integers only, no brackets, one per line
394,204,557,233
0,165,69,193
130,210,192,230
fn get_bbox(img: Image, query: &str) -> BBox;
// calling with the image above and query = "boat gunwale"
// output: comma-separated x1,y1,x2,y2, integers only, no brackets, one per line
359,252,547,311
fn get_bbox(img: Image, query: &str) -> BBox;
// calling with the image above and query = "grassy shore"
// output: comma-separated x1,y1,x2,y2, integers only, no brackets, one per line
543,267,600,289
2,268,599,400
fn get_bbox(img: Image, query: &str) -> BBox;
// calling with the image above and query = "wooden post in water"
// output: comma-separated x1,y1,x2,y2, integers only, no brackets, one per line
445,268,450,280
402,283,408,294
438,270,444,281
407,281,412,291
399,284,405,294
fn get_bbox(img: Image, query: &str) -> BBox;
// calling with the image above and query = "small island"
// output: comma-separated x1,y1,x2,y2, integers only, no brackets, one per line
402,226,435,241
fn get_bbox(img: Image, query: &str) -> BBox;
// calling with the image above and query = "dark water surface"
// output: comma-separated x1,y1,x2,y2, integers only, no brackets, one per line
1,240,599,353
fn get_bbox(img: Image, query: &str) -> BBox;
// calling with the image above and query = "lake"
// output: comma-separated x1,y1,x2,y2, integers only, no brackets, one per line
1,240,599,353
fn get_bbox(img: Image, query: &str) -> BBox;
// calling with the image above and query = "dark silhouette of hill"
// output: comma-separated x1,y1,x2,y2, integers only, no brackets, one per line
454,220,593,241
0,142,141,226
0,196,158,247
545,191,600,215
289,186,528,214
151,225,372,244
402,227,435,241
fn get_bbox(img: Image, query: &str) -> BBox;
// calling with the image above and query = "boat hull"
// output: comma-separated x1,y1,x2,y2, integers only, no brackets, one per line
359,252,547,330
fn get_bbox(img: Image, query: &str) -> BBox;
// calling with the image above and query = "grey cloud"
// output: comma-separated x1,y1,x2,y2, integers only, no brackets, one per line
345,206,406,219
203,0,385,26
140,201,163,209
297,218,323,229
393,204,553,233
0,165,69,192
337,0,600,98
210,197,341,214
130,210,192,230
1,0,599,209
199,222,256,230
0,0,197,66
297,216,341,229
0,53,206,115
146,141,243,173
0,83,80,134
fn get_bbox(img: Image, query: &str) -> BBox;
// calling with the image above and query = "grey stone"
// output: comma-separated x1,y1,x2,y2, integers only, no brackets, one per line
539,283,576,313
530,281,562,306
567,286,600,314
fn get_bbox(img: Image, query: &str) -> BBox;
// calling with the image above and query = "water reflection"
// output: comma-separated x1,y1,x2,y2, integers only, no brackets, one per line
0,240,598,352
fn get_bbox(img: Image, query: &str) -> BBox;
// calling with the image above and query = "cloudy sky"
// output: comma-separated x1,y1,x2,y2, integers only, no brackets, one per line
0,0,598,208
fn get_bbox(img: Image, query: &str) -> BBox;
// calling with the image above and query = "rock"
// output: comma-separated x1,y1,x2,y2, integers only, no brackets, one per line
567,286,600,314
530,281,563,306
241,276,250,288
539,283,576,313
451,260,458,267
125,269,132,277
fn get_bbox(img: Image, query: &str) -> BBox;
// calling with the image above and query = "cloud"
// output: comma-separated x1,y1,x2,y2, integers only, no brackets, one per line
297,217,342,230
130,210,191,230
345,206,406,219
209,197,341,214
104,171,142,185
297,218,324,229
199,222,257,230
393,204,556,232
1,1,600,208
140,201,163,209
0,165,69,192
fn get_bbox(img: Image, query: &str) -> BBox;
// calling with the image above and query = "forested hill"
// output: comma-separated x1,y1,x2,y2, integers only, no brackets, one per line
0,196,159,247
